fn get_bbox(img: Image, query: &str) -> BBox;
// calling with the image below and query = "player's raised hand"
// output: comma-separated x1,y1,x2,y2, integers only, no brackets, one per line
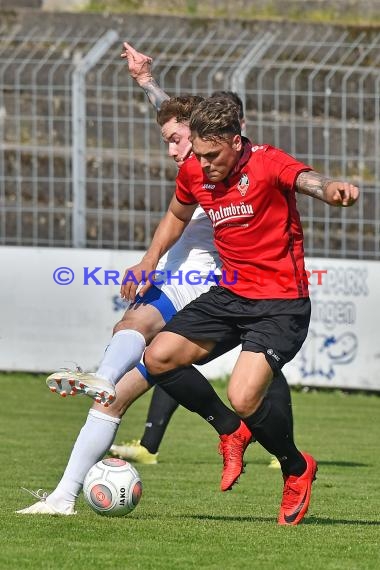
327,181,360,207
121,41,153,85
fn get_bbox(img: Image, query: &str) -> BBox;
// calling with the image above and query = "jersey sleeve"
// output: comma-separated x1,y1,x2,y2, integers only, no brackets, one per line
175,164,198,205
262,146,312,192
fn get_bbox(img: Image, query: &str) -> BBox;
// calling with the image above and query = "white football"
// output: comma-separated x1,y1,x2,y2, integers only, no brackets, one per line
83,458,142,516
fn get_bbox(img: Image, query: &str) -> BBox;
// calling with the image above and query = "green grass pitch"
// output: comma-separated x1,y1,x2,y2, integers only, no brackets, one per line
1,373,379,569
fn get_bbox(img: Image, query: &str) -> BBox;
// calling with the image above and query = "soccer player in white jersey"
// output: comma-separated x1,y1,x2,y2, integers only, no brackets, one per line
16,43,290,515
16,64,252,518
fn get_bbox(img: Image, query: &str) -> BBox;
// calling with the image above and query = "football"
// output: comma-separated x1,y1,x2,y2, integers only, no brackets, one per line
83,458,142,516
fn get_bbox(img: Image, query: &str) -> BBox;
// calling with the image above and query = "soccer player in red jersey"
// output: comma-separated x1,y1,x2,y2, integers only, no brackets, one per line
111,42,292,471
120,97,359,525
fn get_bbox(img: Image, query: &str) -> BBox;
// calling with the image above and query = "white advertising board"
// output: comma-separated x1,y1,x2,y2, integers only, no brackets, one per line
0,247,141,372
201,257,380,391
0,247,379,391
283,257,379,391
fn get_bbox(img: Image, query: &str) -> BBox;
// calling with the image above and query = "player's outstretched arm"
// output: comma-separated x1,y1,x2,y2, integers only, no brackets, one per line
121,41,170,111
120,196,197,301
296,171,360,207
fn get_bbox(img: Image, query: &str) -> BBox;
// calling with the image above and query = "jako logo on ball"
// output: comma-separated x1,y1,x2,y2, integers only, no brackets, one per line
83,458,142,517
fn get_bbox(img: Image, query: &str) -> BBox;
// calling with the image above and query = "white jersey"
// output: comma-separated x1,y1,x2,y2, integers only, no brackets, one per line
156,206,220,276
155,206,221,311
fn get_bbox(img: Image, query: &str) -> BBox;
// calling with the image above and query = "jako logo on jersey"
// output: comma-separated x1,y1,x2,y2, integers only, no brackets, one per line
237,173,249,196
202,183,216,190
267,348,280,362
208,202,254,227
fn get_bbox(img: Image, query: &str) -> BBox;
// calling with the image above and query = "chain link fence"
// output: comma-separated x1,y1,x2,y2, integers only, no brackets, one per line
0,18,379,258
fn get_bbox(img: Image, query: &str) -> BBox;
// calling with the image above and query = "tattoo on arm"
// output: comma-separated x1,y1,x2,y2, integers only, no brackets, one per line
141,79,170,111
296,171,334,200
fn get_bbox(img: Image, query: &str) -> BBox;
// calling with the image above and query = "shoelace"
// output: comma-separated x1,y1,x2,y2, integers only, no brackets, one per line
281,477,301,509
219,435,244,466
62,362,83,373
21,487,48,501
218,441,227,466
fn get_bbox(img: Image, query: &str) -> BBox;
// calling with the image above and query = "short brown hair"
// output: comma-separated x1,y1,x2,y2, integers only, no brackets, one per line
189,97,241,142
157,95,204,127
210,91,244,121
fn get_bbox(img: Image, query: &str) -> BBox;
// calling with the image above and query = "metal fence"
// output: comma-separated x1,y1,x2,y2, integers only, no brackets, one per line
0,20,379,259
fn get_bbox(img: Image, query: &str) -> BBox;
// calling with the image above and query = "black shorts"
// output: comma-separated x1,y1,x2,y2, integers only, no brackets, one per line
163,286,311,372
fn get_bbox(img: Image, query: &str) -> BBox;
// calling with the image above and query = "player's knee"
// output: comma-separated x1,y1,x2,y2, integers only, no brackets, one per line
108,400,129,417
113,318,127,335
144,344,173,376
112,314,157,341
92,401,123,419
227,387,262,417
113,317,143,336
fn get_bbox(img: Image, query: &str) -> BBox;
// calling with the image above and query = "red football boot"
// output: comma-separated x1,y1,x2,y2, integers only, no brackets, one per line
278,452,318,525
218,420,252,491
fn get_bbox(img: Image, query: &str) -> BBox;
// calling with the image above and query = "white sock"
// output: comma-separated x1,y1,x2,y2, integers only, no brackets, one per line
96,329,146,386
47,409,121,509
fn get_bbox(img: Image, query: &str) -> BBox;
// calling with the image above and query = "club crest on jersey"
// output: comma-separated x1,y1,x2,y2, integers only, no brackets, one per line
237,173,249,196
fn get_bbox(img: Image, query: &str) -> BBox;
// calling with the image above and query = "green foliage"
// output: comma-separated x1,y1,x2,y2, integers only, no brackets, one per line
2,372,380,569
86,0,142,12
186,0,198,16
81,0,380,25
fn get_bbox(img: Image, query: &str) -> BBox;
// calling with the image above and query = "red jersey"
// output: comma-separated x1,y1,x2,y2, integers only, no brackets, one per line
175,139,312,299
